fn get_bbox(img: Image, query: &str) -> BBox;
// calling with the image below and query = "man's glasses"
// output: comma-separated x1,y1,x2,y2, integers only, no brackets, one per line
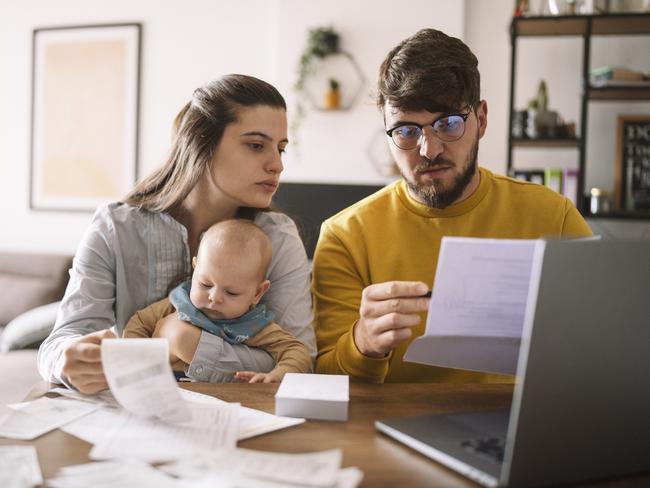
386,109,472,150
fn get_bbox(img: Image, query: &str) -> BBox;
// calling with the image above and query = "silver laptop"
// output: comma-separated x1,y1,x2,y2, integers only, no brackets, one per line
376,240,650,487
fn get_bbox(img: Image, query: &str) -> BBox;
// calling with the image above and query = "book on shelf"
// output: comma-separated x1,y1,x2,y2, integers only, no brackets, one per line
512,168,578,203
513,169,545,186
590,66,648,81
562,169,578,206
591,79,650,88
590,66,649,88
544,168,563,194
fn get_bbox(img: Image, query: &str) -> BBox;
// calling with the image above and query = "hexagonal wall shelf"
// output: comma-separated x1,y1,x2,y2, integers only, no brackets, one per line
302,51,366,111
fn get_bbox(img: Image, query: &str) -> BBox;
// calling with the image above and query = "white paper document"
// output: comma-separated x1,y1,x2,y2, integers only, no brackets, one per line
47,460,184,488
237,406,305,440
0,397,98,440
160,448,358,487
60,407,131,446
179,388,305,440
50,387,120,408
50,386,123,445
101,338,190,423
89,402,239,463
0,445,43,488
47,452,361,488
405,237,539,375
56,387,301,460
428,237,536,337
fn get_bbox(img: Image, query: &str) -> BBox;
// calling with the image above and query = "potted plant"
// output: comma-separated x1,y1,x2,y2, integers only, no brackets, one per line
292,26,341,142
324,78,341,110
295,26,340,92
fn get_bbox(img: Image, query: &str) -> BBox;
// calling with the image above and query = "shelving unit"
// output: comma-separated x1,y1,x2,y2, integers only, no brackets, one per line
507,13,650,219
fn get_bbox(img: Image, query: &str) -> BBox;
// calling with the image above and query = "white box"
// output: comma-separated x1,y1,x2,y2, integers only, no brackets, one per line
275,373,349,421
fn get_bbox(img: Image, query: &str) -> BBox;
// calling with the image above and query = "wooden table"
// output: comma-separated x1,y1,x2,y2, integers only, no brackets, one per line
195,382,515,487
2,382,645,487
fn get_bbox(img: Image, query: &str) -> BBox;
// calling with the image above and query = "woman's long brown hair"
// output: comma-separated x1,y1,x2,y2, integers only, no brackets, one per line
122,74,286,215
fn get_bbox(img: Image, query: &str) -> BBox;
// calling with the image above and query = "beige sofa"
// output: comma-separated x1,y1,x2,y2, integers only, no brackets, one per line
0,252,72,405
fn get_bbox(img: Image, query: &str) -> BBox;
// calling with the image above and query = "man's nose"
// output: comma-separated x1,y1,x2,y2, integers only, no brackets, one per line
419,129,444,160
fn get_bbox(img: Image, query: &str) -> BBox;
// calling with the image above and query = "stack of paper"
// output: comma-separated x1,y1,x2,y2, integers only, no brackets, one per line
275,373,349,421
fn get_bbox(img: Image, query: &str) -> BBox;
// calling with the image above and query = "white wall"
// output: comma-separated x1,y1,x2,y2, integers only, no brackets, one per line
464,0,513,173
0,0,278,253
1,0,648,254
0,0,463,254
275,0,464,184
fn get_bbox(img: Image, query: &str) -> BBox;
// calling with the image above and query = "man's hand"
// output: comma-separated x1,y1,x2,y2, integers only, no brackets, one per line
234,370,282,383
153,314,201,365
61,329,116,394
353,281,430,358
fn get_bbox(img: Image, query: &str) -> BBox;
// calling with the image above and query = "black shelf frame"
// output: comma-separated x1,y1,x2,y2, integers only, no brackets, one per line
507,13,650,219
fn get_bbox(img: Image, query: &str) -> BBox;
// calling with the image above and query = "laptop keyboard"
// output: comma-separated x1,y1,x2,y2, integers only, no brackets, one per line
460,436,505,464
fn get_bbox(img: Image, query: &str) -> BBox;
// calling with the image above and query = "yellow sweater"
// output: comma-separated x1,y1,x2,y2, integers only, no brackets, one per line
312,168,592,383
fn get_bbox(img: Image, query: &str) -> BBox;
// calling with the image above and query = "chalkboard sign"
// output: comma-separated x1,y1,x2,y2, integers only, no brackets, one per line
616,115,650,211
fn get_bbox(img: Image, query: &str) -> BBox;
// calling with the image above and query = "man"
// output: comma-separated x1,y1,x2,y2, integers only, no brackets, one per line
312,28,592,383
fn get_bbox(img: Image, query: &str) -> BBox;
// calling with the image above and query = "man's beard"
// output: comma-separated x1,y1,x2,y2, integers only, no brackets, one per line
403,136,479,209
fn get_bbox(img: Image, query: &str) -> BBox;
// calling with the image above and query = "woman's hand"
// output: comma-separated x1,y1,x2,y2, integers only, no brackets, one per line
153,313,201,365
234,370,282,383
61,329,116,394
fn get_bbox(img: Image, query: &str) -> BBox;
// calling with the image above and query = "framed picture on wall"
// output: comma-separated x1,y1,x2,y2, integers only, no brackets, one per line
30,23,141,211
615,115,650,211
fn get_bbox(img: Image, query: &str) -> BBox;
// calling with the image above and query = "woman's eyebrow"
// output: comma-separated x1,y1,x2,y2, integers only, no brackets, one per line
240,131,288,144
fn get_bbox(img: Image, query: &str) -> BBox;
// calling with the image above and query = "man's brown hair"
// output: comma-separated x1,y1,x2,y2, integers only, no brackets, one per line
377,29,480,115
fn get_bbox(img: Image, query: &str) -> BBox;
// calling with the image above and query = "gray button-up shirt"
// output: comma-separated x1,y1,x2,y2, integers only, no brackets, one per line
38,203,315,384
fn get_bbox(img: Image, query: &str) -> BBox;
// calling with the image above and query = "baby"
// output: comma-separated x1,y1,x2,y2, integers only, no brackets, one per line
123,219,311,382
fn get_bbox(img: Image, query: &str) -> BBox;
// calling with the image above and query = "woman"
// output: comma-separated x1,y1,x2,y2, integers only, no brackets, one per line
38,75,315,394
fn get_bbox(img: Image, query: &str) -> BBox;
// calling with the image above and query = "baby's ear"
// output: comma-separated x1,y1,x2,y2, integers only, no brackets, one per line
253,280,271,304
192,256,197,269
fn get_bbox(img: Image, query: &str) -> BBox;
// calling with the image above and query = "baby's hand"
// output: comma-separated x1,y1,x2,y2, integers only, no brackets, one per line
234,370,282,383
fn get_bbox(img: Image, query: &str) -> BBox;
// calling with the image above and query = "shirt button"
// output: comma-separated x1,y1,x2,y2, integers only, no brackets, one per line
195,366,203,375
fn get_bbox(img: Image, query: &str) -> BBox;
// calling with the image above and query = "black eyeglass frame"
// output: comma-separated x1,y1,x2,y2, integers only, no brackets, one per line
385,108,473,150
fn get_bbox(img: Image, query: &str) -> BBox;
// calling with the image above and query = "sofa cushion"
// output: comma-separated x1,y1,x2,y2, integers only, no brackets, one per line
0,301,61,352
0,253,72,327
